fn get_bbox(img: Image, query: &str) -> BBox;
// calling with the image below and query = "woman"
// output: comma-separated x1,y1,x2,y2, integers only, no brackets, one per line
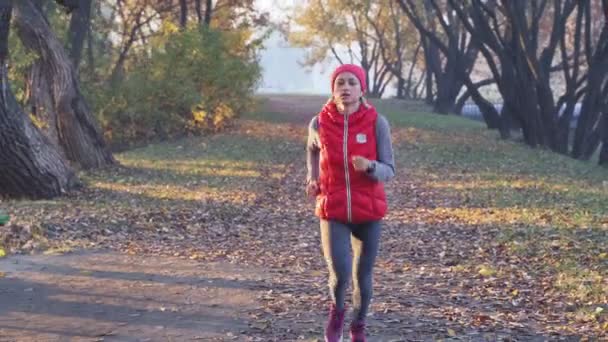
306,64,395,342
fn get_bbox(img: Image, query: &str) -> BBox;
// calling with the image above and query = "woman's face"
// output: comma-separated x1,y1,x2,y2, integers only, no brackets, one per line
333,72,363,106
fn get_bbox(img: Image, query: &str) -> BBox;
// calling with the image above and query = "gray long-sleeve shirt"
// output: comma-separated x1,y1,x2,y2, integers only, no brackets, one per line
306,114,395,183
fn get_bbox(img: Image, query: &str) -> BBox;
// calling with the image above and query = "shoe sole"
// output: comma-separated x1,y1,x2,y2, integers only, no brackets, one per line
324,336,343,342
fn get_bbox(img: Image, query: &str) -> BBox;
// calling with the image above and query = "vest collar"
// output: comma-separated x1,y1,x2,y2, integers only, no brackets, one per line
321,101,376,125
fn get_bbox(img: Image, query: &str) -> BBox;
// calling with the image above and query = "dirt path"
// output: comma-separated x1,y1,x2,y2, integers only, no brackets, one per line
1,94,601,341
0,94,324,342
0,251,270,342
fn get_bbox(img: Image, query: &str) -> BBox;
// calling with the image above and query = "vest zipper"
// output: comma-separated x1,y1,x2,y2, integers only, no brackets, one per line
343,114,352,222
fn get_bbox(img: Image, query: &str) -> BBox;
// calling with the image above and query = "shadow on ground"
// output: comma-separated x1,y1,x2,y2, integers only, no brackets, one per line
0,251,272,341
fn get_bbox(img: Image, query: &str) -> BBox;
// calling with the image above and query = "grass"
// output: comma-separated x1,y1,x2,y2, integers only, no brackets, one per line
378,100,607,308
253,95,607,315
2,112,302,256
2,95,606,333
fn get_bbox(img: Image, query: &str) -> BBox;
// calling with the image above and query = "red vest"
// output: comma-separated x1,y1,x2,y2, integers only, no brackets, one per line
315,102,388,223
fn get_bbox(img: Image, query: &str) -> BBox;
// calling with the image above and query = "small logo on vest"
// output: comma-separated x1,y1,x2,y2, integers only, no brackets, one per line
356,133,367,144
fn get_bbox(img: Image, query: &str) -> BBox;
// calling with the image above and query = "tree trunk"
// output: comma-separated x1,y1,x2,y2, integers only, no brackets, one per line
0,0,78,199
432,52,464,114
572,73,605,159
455,78,494,113
421,38,434,104
412,69,425,99
66,0,91,68
195,0,202,23
571,30,608,159
204,0,212,26
433,92,454,114
86,19,95,76
398,0,478,114
433,77,461,114
396,77,405,99
599,113,608,166
179,0,187,28
27,62,62,150
14,0,115,169
454,92,470,114
461,75,507,136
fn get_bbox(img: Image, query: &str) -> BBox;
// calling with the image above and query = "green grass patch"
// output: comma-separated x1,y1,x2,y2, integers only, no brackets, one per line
380,98,607,307
3,111,302,255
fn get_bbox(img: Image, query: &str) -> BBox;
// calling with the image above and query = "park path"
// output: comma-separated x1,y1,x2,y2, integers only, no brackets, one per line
0,95,594,341
0,95,354,342
0,251,268,341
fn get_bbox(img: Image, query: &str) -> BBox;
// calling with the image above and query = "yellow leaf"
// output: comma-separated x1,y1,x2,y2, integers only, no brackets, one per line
0,248,5,258
447,328,456,336
478,265,496,277
511,289,519,296
599,253,607,260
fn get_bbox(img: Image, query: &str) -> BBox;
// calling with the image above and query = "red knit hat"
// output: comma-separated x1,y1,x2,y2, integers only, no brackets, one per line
330,64,367,94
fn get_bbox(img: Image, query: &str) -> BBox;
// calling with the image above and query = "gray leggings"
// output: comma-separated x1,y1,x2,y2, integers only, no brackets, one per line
320,219,381,322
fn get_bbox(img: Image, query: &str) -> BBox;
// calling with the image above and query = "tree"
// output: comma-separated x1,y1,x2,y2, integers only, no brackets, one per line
364,0,425,99
601,0,608,166
67,0,92,68
570,2,608,161
449,0,567,150
104,0,266,83
0,0,78,199
396,0,493,117
289,0,394,98
204,0,212,25
396,0,506,138
14,0,115,169
107,0,171,83
179,0,188,27
449,0,608,165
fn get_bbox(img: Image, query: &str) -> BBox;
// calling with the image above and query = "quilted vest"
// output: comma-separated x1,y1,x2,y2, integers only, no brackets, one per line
315,102,388,223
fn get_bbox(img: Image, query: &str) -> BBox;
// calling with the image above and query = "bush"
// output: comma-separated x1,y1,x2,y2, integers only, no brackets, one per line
87,23,262,149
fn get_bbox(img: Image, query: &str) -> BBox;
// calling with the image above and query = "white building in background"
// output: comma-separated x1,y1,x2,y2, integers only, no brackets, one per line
254,0,335,95
256,30,337,95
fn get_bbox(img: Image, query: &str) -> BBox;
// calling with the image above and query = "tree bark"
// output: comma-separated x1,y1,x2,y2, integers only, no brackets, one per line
420,38,434,104
0,0,78,199
204,0,212,26
365,3,407,99
27,62,62,149
598,0,608,165
572,25,608,159
179,0,187,28
461,75,507,136
599,113,608,166
397,0,479,114
403,42,421,99
455,78,494,113
66,0,91,68
448,0,582,151
14,0,115,169
195,0,202,23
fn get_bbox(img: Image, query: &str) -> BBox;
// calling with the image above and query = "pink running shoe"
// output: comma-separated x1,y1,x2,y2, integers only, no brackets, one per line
324,303,346,342
349,320,366,342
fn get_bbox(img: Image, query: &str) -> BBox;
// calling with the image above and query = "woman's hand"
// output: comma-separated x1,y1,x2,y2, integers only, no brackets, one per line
306,180,320,198
352,155,371,172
